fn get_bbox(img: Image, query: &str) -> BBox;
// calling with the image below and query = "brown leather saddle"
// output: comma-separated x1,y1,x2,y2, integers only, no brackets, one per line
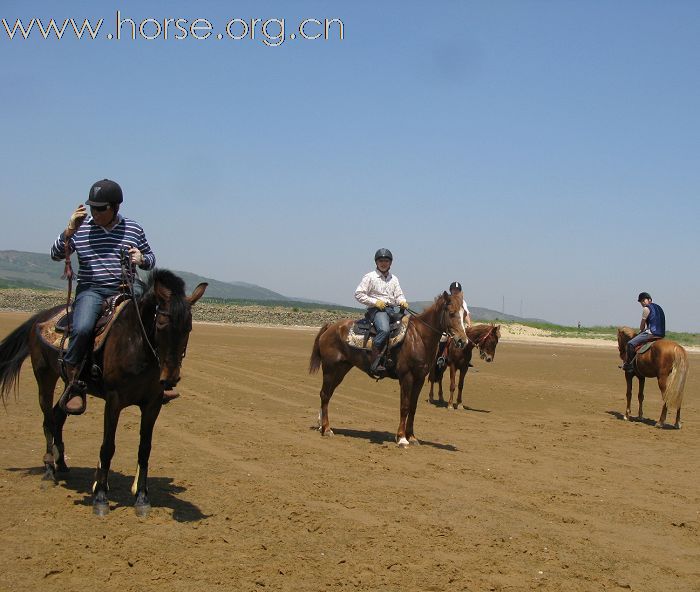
39,294,130,353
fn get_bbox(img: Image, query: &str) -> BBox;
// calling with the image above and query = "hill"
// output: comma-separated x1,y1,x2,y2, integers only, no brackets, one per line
409,299,547,324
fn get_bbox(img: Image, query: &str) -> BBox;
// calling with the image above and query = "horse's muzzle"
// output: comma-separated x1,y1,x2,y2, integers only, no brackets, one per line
454,338,466,350
480,351,493,363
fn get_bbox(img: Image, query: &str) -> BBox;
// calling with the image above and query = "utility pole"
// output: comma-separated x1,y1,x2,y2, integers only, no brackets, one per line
502,295,505,314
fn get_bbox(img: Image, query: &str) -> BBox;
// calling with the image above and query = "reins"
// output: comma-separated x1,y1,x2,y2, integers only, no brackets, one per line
405,306,448,336
120,249,160,362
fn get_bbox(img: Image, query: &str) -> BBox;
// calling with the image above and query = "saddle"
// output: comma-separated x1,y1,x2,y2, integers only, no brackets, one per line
634,336,664,355
38,294,131,354
346,312,409,351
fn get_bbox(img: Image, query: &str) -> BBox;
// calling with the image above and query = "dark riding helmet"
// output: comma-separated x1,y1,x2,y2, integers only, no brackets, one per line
449,281,463,292
86,179,123,206
637,292,652,302
374,248,393,261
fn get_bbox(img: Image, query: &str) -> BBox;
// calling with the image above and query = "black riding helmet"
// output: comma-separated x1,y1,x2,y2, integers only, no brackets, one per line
374,248,393,261
637,292,652,302
449,281,463,292
86,179,123,206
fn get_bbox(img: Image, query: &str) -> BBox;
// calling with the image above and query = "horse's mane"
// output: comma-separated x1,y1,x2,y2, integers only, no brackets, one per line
468,324,494,340
142,269,189,327
618,326,636,339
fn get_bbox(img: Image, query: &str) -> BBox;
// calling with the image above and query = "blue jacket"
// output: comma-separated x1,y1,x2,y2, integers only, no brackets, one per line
646,302,665,337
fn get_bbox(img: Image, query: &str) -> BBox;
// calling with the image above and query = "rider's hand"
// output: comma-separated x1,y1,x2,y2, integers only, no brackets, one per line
66,204,87,236
375,299,386,311
399,300,409,310
129,247,145,267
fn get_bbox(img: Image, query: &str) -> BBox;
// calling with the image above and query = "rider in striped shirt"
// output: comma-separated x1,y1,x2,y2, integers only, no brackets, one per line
50,179,156,414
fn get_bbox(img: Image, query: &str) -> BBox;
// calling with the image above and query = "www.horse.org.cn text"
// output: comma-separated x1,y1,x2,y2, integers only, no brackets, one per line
1,12,345,46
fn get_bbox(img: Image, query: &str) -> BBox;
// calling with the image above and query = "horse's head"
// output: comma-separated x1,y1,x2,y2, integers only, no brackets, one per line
149,270,208,390
441,290,468,349
474,324,501,363
617,326,635,361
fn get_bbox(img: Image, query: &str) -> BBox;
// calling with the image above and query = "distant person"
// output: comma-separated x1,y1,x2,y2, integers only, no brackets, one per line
621,292,666,372
354,248,408,376
436,281,472,369
50,179,156,414
577,321,581,330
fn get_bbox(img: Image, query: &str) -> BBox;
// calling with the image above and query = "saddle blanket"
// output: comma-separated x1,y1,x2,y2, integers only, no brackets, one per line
38,300,130,352
346,315,409,351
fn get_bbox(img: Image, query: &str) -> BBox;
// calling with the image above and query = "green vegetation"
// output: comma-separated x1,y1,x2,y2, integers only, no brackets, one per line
482,318,700,347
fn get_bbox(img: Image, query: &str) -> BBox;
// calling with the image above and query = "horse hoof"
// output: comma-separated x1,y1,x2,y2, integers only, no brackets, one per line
675,422,682,430
654,422,663,429
93,502,110,517
321,429,334,437
134,503,151,518
397,437,409,448
409,438,421,446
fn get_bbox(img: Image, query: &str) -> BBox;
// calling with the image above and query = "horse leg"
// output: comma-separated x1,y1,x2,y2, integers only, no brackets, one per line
447,365,457,409
34,368,62,482
457,367,467,410
637,377,645,420
396,375,415,447
674,408,682,430
93,398,122,516
405,376,426,446
655,375,668,428
623,373,633,420
437,371,445,403
131,397,162,518
318,363,351,437
428,377,436,403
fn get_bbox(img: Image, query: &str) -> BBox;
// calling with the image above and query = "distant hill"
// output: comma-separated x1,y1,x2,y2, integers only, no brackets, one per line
410,300,547,324
0,250,306,302
0,250,545,322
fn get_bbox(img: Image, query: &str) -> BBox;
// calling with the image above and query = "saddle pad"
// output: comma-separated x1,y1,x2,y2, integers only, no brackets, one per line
636,341,656,355
38,301,130,352
347,315,409,350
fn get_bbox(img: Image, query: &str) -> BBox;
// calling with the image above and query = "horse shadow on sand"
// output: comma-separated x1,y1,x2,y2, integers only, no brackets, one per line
426,398,491,414
606,410,679,429
6,465,208,522
309,425,458,451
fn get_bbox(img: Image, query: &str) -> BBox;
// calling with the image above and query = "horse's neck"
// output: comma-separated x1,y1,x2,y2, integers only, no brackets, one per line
412,305,443,348
467,326,488,344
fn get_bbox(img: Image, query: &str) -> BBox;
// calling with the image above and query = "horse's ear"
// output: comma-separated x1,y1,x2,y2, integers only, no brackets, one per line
442,291,450,301
154,282,172,305
188,282,208,306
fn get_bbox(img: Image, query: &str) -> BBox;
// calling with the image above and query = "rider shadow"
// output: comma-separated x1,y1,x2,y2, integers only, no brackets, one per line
605,411,659,428
331,427,458,451
6,465,208,522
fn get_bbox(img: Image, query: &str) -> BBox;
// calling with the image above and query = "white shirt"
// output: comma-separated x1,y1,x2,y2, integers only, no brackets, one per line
355,269,406,308
462,299,471,316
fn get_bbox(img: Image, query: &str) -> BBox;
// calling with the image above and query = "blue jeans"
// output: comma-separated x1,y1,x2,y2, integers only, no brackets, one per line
626,332,656,362
373,306,399,350
64,286,119,366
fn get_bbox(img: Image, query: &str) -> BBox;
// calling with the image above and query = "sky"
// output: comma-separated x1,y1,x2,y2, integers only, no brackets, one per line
1,0,698,331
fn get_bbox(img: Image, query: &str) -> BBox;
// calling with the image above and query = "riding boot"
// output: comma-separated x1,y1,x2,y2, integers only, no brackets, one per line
369,345,386,377
59,363,87,415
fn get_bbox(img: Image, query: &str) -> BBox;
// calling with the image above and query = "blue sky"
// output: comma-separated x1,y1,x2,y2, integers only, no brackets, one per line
1,1,698,331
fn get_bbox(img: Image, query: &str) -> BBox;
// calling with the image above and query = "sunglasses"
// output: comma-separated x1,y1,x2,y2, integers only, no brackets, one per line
90,204,111,213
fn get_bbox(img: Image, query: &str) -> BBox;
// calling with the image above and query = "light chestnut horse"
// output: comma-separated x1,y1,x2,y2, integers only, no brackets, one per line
309,292,468,447
616,327,689,428
428,324,501,409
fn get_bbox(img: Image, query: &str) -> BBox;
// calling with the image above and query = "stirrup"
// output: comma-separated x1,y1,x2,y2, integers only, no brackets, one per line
58,381,87,415
436,356,447,369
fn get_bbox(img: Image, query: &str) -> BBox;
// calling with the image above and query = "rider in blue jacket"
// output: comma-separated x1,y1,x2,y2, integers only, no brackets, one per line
621,292,666,372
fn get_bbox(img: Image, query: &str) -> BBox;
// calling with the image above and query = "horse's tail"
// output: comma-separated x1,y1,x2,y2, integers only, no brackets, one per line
0,309,55,403
664,344,689,410
309,323,330,374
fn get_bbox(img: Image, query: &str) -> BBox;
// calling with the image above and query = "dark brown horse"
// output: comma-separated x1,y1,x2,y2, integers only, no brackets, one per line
616,327,688,428
428,324,501,409
309,292,468,447
0,270,207,516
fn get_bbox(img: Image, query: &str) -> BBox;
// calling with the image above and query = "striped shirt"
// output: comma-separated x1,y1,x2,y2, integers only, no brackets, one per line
51,214,156,291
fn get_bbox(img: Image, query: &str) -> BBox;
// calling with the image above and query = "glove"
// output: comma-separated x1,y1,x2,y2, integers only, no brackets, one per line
66,204,87,235
375,299,386,311
399,300,409,310
129,246,145,267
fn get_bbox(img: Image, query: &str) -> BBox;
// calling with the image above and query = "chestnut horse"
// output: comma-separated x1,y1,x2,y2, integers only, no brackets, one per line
0,270,207,516
428,324,501,409
616,327,688,428
309,292,468,447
